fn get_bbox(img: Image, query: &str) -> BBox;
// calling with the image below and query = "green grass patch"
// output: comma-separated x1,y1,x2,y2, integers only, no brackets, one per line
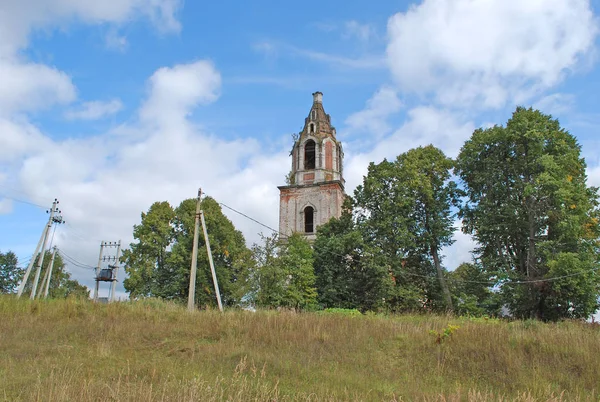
1,295,599,401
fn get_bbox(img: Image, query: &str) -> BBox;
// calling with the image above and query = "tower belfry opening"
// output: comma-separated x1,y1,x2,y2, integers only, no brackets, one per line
278,92,345,240
304,140,316,170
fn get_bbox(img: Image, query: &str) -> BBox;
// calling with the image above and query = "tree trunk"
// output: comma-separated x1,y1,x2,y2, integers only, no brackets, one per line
431,244,453,312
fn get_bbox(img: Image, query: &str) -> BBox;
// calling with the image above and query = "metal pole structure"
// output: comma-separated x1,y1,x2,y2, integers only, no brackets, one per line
187,189,202,311
30,200,57,300
42,247,57,298
93,241,105,302
110,240,121,303
17,226,47,298
200,210,223,312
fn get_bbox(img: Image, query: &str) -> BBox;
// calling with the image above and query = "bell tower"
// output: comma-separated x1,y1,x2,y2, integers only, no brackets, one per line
278,92,345,241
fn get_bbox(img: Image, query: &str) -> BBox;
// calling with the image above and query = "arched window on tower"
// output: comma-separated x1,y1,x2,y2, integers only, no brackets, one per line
311,110,316,120
304,206,314,233
304,140,316,170
309,123,315,133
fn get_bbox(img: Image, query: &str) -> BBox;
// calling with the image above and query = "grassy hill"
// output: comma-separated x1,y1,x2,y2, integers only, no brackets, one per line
1,296,599,401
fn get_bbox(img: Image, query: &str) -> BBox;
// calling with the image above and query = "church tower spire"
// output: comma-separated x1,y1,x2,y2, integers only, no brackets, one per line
278,92,345,241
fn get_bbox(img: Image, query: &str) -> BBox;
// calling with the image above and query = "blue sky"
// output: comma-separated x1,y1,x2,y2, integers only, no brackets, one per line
1,0,600,299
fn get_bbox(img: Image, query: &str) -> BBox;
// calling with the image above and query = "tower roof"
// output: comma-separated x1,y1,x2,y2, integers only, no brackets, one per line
300,91,336,139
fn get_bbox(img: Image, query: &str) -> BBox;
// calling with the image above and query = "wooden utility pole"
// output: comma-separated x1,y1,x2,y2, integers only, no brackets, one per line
109,241,121,303
93,241,105,302
42,247,57,298
201,209,223,312
187,189,202,311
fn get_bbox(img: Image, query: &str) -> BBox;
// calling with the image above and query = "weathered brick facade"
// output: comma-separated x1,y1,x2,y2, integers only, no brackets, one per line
278,92,345,241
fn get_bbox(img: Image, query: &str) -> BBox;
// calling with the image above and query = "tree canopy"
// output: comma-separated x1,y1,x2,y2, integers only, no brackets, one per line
123,197,253,307
456,107,600,320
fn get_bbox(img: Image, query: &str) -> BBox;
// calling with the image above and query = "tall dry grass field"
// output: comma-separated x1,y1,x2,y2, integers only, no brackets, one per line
0,296,598,401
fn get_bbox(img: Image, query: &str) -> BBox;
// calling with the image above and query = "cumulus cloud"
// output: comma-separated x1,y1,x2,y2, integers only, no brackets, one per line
140,61,222,125
8,59,289,295
343,106,475,192
65,99,123,121
0,61,76,115
345,86,402,136
386,0,599,108
533,93,576,117
0,0,181,56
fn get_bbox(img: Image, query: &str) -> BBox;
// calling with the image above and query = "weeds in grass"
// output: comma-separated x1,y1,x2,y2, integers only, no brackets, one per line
1,296,599,401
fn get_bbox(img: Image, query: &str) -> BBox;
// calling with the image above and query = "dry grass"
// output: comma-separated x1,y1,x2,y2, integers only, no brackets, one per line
0,296,598,401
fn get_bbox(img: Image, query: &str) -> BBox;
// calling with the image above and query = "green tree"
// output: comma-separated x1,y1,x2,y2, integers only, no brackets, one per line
123,197,253,307
354,145,458,312
0,251,23,294
448,263,501,316
123,201,175,298
169,197,253,307
313,202,390,311
21,251,89,299
250,234,284,308
250,233,317,310
456,107,600,320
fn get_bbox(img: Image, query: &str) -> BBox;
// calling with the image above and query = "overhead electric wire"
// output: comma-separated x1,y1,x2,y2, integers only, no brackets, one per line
210,195,600,287
58,250,96,270
0,192,47,210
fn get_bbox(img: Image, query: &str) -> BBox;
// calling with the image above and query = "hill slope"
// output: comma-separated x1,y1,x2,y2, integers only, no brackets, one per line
1,296,598,401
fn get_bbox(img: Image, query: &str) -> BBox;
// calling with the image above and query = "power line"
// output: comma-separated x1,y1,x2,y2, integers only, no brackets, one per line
0,192,47,210
211,196,600,287
58,250,96,270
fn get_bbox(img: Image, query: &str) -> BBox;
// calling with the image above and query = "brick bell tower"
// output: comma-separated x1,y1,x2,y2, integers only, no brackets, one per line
278,92,345,241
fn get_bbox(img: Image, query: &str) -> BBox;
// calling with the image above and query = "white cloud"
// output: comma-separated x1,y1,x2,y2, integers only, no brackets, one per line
7,59,290,296
533,93,576,117
0,61,76,115
140,61,221,125
105,29,128,52
0,117,49,162
386,0,599,109
441,224,476,271
343,21,375,43
0,198,13,214
65,99,123,121
344,105,475,193
0,0,181,56
345,86,402,136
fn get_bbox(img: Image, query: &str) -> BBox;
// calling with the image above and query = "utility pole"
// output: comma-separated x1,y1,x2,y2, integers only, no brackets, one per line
201,207,223,312
93,241,105,302
30,199,61,300
42,247,57,298
188,189,202,311
17,223,47,298
109,240,121,303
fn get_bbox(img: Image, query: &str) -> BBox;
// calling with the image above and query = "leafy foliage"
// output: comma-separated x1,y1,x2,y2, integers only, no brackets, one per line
123,197,253,307
20,251,89,299
353,145,458,312
250,233,317,310
456,107,600,320
0,250,23,294
313,201,390,312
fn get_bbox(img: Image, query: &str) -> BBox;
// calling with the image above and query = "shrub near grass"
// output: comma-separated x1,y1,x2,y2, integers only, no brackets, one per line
0,295,599,401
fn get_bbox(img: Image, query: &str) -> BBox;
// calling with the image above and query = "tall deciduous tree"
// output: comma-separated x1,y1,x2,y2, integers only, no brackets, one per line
354,145,458,311
123,197,252,307
0,251,23,294
456,107,600,320
250,233,317,310
313,202,390,311
19,251,89,299
123,201,175,298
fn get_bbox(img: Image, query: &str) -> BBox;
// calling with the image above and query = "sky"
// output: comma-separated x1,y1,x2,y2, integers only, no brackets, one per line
1,0,600,300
